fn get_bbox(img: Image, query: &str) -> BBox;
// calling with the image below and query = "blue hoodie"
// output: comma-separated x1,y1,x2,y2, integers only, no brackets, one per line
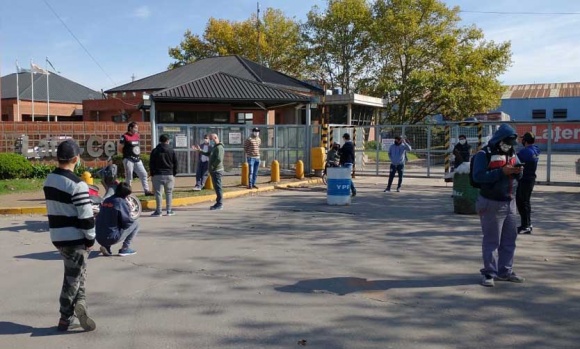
472,124,522,201
517,144,540,181
95,195,134,246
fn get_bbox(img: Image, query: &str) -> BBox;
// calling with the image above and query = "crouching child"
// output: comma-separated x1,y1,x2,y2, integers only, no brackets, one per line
96,182,139,256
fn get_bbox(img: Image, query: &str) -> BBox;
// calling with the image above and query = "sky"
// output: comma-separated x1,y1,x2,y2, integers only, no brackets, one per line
2,0,580,92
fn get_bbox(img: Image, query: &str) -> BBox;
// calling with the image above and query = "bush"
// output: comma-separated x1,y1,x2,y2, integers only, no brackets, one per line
31,163,57,178
0,153,34,179
365,140,378,150
112,154,151,179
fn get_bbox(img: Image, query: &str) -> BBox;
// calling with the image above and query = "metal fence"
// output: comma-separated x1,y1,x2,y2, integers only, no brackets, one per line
333,121,580,186
156,124,321,176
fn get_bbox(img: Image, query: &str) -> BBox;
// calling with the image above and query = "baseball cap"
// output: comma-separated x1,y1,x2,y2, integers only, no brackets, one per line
252,127,260,132
57,139,81,161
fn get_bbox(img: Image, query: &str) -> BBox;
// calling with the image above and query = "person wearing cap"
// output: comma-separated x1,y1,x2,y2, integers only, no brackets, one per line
472,124,524,287
244,127,261,189
118,122,153,196
338,133,357,197
43,139,97,332
193,133,225,210
453,134,472,168
149,134,179,216
384,135,412,192
516,132,540,234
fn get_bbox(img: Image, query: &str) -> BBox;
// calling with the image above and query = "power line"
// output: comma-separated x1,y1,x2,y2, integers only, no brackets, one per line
460,10,580,15
42,0,117,86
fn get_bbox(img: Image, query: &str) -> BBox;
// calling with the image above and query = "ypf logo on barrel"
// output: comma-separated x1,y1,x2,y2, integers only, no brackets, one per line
327,178,351,196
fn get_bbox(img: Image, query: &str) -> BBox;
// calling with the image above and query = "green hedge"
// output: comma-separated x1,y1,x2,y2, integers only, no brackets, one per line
0,153,34,179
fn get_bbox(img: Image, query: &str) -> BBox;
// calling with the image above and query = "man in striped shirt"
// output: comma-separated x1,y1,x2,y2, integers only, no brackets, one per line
43,139,97,331
244,127,261,189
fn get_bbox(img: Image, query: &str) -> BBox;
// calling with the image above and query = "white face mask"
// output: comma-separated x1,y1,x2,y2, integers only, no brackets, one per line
252,132,259,137
499,142,512,153
459,139,466,145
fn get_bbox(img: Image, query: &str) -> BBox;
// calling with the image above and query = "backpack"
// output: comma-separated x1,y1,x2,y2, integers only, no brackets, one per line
469,146,491,188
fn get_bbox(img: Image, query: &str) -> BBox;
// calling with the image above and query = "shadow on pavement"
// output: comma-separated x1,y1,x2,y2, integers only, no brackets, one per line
3,220,48,233
0,321,76,337
275,275,475,295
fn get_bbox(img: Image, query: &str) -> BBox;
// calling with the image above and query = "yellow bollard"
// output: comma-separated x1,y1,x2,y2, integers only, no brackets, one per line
204,174,214,190
295,160,304,179
81,171,94,185
241,162,249,187
271,160,280,183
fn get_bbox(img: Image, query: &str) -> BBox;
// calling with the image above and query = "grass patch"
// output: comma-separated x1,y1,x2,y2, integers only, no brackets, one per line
0,178,45,196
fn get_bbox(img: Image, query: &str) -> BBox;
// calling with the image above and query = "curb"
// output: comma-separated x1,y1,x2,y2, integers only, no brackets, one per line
0,178,324,215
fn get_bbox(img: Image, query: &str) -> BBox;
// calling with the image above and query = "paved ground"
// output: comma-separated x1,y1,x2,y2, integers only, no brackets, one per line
1,177,579,349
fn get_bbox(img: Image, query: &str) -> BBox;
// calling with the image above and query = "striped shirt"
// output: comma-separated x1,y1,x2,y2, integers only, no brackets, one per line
244,136,261,158
43,168,96,247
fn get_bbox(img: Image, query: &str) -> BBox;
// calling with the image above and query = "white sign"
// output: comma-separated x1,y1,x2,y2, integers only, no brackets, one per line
381,138,394,150
229,132,242,144
174,134,187,148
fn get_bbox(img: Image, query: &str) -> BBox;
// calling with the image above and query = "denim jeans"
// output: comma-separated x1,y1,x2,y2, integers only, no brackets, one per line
117,221,139,249
387,164,405,190
247,157,260,187
210,171,223,206
196,161,209,187
341,163,356,194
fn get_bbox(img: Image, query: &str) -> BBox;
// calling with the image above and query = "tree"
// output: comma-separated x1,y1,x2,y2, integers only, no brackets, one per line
369,0,511,124
303,0,373,94
168,9,308,78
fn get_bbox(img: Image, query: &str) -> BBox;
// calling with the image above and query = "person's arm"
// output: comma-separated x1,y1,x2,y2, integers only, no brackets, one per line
73,181,96,247
243,138,251,157
403,141,412,151
117,135,125,155
118,200,134,230
149,149,157,176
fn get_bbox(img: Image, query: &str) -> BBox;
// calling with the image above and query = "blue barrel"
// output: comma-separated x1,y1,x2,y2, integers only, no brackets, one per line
327,167,352,205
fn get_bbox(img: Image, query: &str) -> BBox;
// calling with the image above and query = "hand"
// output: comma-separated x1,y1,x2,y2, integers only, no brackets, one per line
502,165,523,176
192,145,200,151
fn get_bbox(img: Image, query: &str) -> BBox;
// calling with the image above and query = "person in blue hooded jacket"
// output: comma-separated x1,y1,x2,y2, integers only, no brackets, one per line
472,124,524,287
96,182,139,256
516,132,540,235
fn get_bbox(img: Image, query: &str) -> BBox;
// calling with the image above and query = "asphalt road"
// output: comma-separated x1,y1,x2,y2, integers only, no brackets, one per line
1,178,579,349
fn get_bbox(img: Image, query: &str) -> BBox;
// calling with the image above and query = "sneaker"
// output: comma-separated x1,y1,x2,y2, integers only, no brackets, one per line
247,185,253,189
144,191,154,196
518,226,532,234
351,191,357,197
99,245,112,256
151,211,162,217
210,204,223,211
384,188,390,192
495,273,525,283
481,274,495,287
74,302,96,331
57,316,80,331
193,186,201,191
396,188,401,192
166,210,176,216
118,248,137,256
252,185,259,189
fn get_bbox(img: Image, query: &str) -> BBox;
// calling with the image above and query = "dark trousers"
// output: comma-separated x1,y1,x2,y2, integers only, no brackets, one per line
516,179,535,228
210,171,223,206
58,245,88,320
387,164,405,190
196,161,209,187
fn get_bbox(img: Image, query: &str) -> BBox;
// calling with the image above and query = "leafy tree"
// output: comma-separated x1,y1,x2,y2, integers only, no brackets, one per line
168,9,308,78
303,0,373,94
369,0,511,124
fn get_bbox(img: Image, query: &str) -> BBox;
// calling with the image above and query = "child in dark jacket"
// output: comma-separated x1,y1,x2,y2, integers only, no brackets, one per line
96,182,139,256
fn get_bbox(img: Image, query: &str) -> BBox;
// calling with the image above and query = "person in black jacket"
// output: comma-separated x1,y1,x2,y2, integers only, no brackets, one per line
338,133,357,197
96,182,139,256
149,134,178,216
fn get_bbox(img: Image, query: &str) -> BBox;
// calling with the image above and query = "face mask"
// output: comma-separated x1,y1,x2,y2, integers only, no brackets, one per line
252,132,259,137
75,157,81,170
204,138,209,144
459,139,466,145
210,140,216,146
499,142,512,153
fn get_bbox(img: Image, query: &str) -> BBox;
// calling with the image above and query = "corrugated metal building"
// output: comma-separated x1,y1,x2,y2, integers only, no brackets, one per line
493,82,580,121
